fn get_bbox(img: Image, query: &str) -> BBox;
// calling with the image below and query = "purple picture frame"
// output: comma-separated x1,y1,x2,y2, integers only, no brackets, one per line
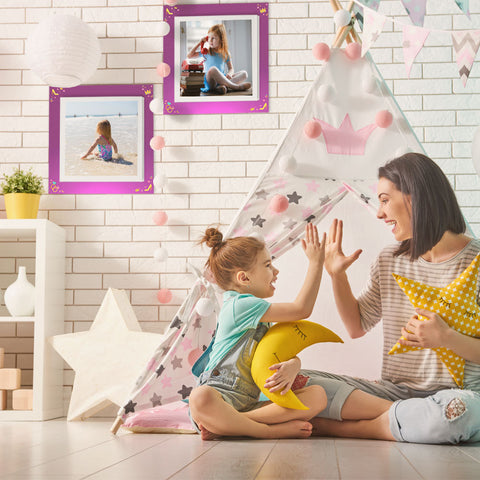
49,84,154,194
163,3,269,115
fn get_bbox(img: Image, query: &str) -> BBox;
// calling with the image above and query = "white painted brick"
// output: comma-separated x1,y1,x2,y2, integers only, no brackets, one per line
406,110,456,127
73,258,129,273
250,129,285,145
220,145,273,161
133,194,189,209
164,177,220,194
99,38,135,53
456,174,480,191
453,142,475,159
53,0,106,6
394,79,452,95
0,54,27,70
49,210,104,226
192,130,249,146
190,193,246,209
134,68,159,84
75,226,132,242
0,132,21,147
40,195,75,210
130,257,187,274
277,81,311,98
88,68,134,84
108,0,161,5
0,102,21,116
163,146,218,163
0,24,30,39
269,96,304,113
165,115,221,131
21,101,48,116
132,225,188,242
0,147,47,163
246,161,269,177
425,126,474,142
277,18,333,35
424,94,480,110
108,53,160,68
107,22,167,38
154,162,188,178
0,9,25,23
66,274,102,289
0,86,48,102
103,273,158,289
66,242,103,258
83,7,138,22
76,195,131,209
436,158,476,175
25,8,82,24
0,39,23,54
190,162,244,178
220,177,256,193
161,131,191,146
65,305,99,322
74,289,110,306
138,6,164,21
22,132,48,147
222,114,278,130
104,242,159,258
422,143,452,158
270,34,307,50
135,38,164,53
277,49,316,66
0,71,21,85
270,65,305,82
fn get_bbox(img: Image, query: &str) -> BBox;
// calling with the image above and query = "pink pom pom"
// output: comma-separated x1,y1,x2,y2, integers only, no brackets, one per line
312,43,330,61
156,62,171,78
165,0,177,5
304,120,322,139
153,210,168,226
345,42,362,61
157,288,172,304
269,194,289,214
150,136,165,150
375,110,393,128
188,348,203,366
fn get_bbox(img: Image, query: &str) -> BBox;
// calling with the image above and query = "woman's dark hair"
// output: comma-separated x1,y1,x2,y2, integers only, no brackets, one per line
199,227,265,290
378,153,465,260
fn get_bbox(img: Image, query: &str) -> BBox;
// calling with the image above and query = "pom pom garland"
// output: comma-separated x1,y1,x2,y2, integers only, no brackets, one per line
345,42,362,61
153,172,168,190
334,9,352,28
149,98,163,114
279,155,297,174
156,62,171,78
150,136,165,150
153,247,169,262
157,289,172,304
304,120,322,139
375,110,393,128
153,211,168,226
362,76,377,94
196,298,215,317
269,194,289,214
312,43,330,61
317,84,334,102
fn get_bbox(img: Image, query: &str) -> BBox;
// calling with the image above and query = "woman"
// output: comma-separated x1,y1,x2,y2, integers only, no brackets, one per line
308,153,480,444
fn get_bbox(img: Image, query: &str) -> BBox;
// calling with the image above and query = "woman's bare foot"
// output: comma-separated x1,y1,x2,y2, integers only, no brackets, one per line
215,85,227,95
239,82,251,91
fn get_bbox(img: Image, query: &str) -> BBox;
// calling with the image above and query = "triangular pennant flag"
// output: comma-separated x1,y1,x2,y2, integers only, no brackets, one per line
402,24,430,77
452,30,480,87
455,0,471,19
361,9,386,57
400,0,427,27
354,0,381,29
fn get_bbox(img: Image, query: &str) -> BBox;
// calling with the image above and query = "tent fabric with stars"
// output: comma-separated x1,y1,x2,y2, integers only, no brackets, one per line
112,45,471,432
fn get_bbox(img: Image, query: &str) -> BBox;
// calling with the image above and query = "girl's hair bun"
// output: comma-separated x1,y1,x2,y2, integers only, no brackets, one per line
202,227,224,250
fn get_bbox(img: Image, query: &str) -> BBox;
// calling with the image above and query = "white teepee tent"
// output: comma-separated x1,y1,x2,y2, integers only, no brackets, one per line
111,44,435,432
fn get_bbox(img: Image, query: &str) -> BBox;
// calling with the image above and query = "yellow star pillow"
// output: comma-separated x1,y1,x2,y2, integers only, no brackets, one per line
389,252,480,388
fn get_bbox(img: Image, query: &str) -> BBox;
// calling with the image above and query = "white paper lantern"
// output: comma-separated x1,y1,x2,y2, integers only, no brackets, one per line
26,14,101,88
334,9,352,28
196,298,215,317
472,127,480,177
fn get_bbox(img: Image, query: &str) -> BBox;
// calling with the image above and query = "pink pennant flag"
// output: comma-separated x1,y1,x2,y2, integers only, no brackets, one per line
361,9,386,57
452,30,480,87
402,24,430,77
400,0,427,27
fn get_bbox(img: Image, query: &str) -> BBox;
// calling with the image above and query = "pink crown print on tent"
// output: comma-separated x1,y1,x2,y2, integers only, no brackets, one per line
316,114,377,156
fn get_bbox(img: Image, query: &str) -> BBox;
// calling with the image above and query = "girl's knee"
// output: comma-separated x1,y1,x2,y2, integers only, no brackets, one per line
189,385,217,412
300,384,327,416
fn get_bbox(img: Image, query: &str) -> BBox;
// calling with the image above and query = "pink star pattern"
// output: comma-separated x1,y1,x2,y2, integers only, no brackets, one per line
274,178,287,189
161,375,172,388
306,180,321,192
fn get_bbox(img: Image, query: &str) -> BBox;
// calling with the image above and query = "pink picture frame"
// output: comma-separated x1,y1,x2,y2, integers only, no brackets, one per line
48,84,154,194
163,3,269,115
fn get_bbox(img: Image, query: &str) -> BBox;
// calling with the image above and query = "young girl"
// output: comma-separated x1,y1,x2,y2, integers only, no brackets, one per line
189,223,327,440
187,24,251,95
81,119,118,161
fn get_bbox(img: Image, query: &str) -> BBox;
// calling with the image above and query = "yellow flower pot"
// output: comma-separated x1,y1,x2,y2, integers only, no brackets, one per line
3,193,41,219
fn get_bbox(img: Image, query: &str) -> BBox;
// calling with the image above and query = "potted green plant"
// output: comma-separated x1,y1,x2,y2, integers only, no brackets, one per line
1,168,44,219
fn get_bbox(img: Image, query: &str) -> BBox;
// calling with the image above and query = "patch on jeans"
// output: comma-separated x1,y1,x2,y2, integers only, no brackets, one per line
292,374,309,391
445,397,466,421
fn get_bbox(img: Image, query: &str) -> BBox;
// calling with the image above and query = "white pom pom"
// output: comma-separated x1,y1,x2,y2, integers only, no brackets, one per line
279,155,296,174
334,9,351,28
153,172,169,190
153,247,169,262
196,298,215,317
317,84,334,102
149,98,163,114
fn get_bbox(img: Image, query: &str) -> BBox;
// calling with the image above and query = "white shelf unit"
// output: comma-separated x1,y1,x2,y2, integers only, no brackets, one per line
0,219,65,421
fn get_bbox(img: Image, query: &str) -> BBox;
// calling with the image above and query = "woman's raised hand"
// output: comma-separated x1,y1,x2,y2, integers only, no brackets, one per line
324,219,362,276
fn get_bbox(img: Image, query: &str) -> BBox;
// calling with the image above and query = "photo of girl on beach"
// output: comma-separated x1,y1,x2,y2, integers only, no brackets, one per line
61,98,142,180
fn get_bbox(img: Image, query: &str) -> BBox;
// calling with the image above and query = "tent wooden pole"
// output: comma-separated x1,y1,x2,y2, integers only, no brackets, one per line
110,415,124,435
331,0,362,48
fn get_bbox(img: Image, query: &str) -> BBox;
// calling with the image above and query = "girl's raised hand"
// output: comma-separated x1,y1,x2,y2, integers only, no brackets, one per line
301,223,326,266
324,219,362,276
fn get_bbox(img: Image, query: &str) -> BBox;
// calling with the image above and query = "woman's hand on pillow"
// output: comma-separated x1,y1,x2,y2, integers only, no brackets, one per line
399,309,450,349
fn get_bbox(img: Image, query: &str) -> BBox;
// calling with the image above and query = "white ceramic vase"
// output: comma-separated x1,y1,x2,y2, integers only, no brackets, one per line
4,266,35,317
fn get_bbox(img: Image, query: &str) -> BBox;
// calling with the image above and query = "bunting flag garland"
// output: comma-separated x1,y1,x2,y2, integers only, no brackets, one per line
362,8,386,57
400,0,427,27
353,0,380,28
402,24,430,77
455,0,471,19
452,30,480,86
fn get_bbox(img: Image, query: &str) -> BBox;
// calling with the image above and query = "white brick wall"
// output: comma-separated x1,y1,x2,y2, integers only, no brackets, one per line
1,0,479,412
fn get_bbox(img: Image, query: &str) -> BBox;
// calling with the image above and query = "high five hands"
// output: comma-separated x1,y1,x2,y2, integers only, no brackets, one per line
324,219,363,276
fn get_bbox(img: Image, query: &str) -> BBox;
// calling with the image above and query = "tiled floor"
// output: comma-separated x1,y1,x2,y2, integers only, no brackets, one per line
0,419,479,479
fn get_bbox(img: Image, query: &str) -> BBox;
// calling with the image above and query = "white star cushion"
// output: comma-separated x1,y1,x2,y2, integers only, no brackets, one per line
50,288,163,421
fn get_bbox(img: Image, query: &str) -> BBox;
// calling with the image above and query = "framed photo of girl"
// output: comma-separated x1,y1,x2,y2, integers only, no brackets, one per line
163,3,269,115
48,84,154,194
